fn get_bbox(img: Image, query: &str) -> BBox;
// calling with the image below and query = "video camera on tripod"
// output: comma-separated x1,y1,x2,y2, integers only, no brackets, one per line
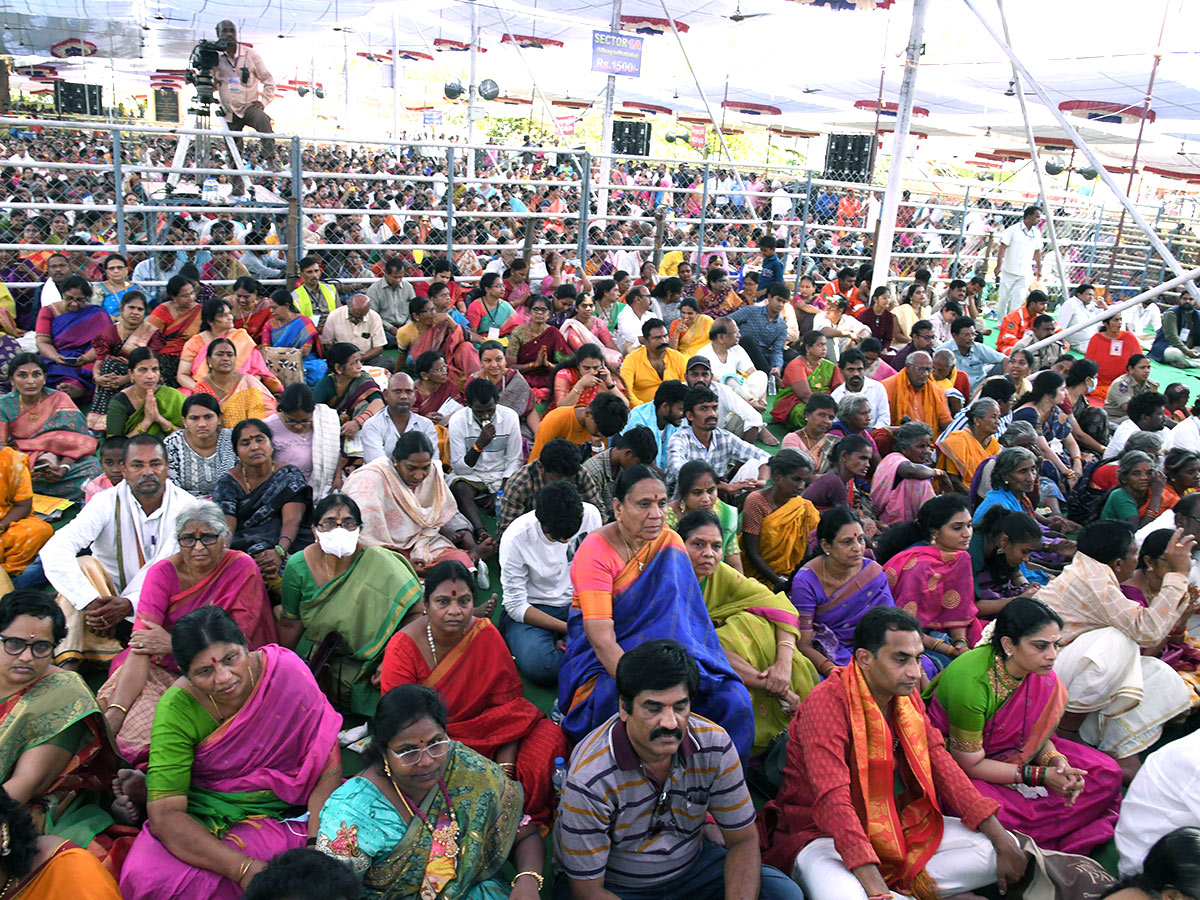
185,38,228,106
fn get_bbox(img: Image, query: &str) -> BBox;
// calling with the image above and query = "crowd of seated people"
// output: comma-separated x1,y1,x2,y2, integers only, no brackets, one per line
9,187,1200,900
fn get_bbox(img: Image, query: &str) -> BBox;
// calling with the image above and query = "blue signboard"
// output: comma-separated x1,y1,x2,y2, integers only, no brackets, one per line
591,31,643,77
423,110,443,126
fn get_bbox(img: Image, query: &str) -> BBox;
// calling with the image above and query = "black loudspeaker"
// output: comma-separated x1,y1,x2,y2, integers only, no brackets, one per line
824,133,873,182
612,121,651,157
54,82,103,116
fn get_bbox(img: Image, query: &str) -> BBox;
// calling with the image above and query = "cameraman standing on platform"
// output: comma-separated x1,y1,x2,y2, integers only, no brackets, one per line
209,20,276,163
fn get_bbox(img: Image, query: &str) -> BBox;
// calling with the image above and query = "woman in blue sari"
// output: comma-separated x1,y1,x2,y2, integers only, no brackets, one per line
33,275,111,403
264,290,326,386
558,465,754,757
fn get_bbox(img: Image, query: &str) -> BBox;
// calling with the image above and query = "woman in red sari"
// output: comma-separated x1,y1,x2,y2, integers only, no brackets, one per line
229,276,273,342
506,295,569,402
147,274,202,387
380,560,567,829
403,291,480,388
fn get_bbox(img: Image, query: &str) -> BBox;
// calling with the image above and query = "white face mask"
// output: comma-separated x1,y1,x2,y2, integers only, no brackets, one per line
317,527,360,558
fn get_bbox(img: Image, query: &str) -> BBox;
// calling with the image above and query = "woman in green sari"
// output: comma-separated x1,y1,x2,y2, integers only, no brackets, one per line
280,493,424,717
772,331,837,430
316,684,535,900
677,510,818,755
663,460,743,573
0,592,120,851
105,347,184,438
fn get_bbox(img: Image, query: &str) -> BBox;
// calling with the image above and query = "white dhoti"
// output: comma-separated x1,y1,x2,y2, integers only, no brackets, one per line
1055,626,1190,758
715,381,765,434
792,818,1002,900
723,370,769,405
996,273,1030,318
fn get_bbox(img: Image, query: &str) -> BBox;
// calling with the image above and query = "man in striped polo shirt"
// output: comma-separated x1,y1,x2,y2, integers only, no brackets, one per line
554,639,803,900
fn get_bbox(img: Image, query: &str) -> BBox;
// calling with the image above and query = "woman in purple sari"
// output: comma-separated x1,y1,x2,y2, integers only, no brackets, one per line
790,506,895,681
925,598,1122,855
34,274,111,402
118,606,342,900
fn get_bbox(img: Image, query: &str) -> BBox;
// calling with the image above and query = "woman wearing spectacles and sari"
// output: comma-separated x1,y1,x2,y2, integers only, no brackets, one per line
317,683,534,900
380,561,568,833
97,501,275,767
0,591,122,856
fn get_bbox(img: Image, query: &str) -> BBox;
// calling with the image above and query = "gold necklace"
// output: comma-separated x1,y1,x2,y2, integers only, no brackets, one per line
618,531,644,571
988,652,1024,704
0,873,14,898
206,657,258,722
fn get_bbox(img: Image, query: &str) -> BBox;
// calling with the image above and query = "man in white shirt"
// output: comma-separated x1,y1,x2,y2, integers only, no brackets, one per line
1123,297,1164,348
993,206,1044,318
1055,282,1104,349
830,349,891,428
499,480,601,685
446,377,523,537
321,293,386,365
1114,729,1200,876
1107,390,1168,459
39,436,192,667
615,285,661,356
361,372,438,465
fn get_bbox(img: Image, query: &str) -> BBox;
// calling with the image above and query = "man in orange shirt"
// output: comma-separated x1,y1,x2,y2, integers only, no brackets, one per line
996,290,1049,353
819,267,856,303
881,351,952,434
528,392,629,462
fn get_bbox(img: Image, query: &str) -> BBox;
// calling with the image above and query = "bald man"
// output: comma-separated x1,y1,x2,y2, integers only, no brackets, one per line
322,291,387,366
881,350,952,433
360,372,440,464
209,20,276,160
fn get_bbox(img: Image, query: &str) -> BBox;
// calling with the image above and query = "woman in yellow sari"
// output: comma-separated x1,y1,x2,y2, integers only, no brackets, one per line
668,297,714,358
0,447,53,578
176,297,283,395
679,509,818,754
935,397,1002,494
739,450,820,592
193,338,277,428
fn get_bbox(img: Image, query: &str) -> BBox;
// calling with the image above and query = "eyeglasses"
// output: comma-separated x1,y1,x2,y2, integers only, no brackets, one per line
388,738,453,767
316,518,360,532
179,532,220,548
1,636,54,659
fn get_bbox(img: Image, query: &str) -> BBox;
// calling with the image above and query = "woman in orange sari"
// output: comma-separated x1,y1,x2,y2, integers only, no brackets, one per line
176,297,282,395
399,293,480,386
739,451,820,592
147,274,202,387
380,560,567,829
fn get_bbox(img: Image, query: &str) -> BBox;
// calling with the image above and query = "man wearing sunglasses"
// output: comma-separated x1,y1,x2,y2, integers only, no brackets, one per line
40,434,191,669
554,640,802,900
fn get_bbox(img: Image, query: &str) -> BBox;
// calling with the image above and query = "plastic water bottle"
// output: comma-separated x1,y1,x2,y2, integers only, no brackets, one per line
767,375,777,397
552,757,567,798
202,176,219,203
494,488,503,519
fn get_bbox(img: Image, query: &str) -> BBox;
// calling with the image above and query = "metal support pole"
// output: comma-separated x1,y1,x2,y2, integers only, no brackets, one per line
794,171,813,289
997,0,1068,300
1086,205,1102,280
951,188,970,279
111,129,126,257
1141,203,1164,290
466,2,479,180
695,162,710,270
1022,265,1200,353
871,0,929,293
961,0,1200,303
288,136,303,283
391,11,401,140
445,147,456,255
652,207,667,268
577,153,591,265
597,0,622,220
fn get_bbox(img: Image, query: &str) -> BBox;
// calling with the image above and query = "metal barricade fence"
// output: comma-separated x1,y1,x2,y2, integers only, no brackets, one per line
2,115,1199,314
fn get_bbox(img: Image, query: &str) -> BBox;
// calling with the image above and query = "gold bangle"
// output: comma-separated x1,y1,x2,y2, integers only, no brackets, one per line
237,857,253,884
777,640,796,649
511,871,544,890
107,703,129,715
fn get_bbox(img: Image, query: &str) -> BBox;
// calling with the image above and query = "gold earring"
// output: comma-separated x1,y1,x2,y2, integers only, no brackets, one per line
383,756,392,779
2,822,11,856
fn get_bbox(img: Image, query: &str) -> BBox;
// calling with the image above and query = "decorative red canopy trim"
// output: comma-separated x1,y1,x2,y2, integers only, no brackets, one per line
495,95,533,105
614,110,646,118
618,15,689,34
1059,100,1155,123
677,114,711,124
1145,165,1198,181
624,101,672,115
501,34,564,49
433,38,486,52
552,98,591,109
854,99,929,116
769,126,819,137
721,100,781,115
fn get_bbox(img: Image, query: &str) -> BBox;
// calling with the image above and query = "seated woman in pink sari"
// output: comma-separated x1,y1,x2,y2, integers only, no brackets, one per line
560,293,623,369
877,493,984,674
176,297,283,395
34,275,112,403
98,501,276,766
400,289,480,386
551,343,629,411
506,295,569,402
870,421,946,527
473,341,540,447
926,598,1123,854
118,606,342,900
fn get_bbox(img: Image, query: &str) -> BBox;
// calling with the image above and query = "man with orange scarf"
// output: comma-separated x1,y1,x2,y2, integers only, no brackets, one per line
759,608,1027,900
881,352,952,436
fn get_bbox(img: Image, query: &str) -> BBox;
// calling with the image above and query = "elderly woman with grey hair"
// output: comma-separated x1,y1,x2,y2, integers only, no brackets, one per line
827,392,881,465
1099,450,1164,526
936,397,1003,494
96,500,277,766
871,421,950,526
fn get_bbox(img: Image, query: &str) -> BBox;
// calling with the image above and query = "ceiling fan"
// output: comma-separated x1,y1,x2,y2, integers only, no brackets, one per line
727,2,770,23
